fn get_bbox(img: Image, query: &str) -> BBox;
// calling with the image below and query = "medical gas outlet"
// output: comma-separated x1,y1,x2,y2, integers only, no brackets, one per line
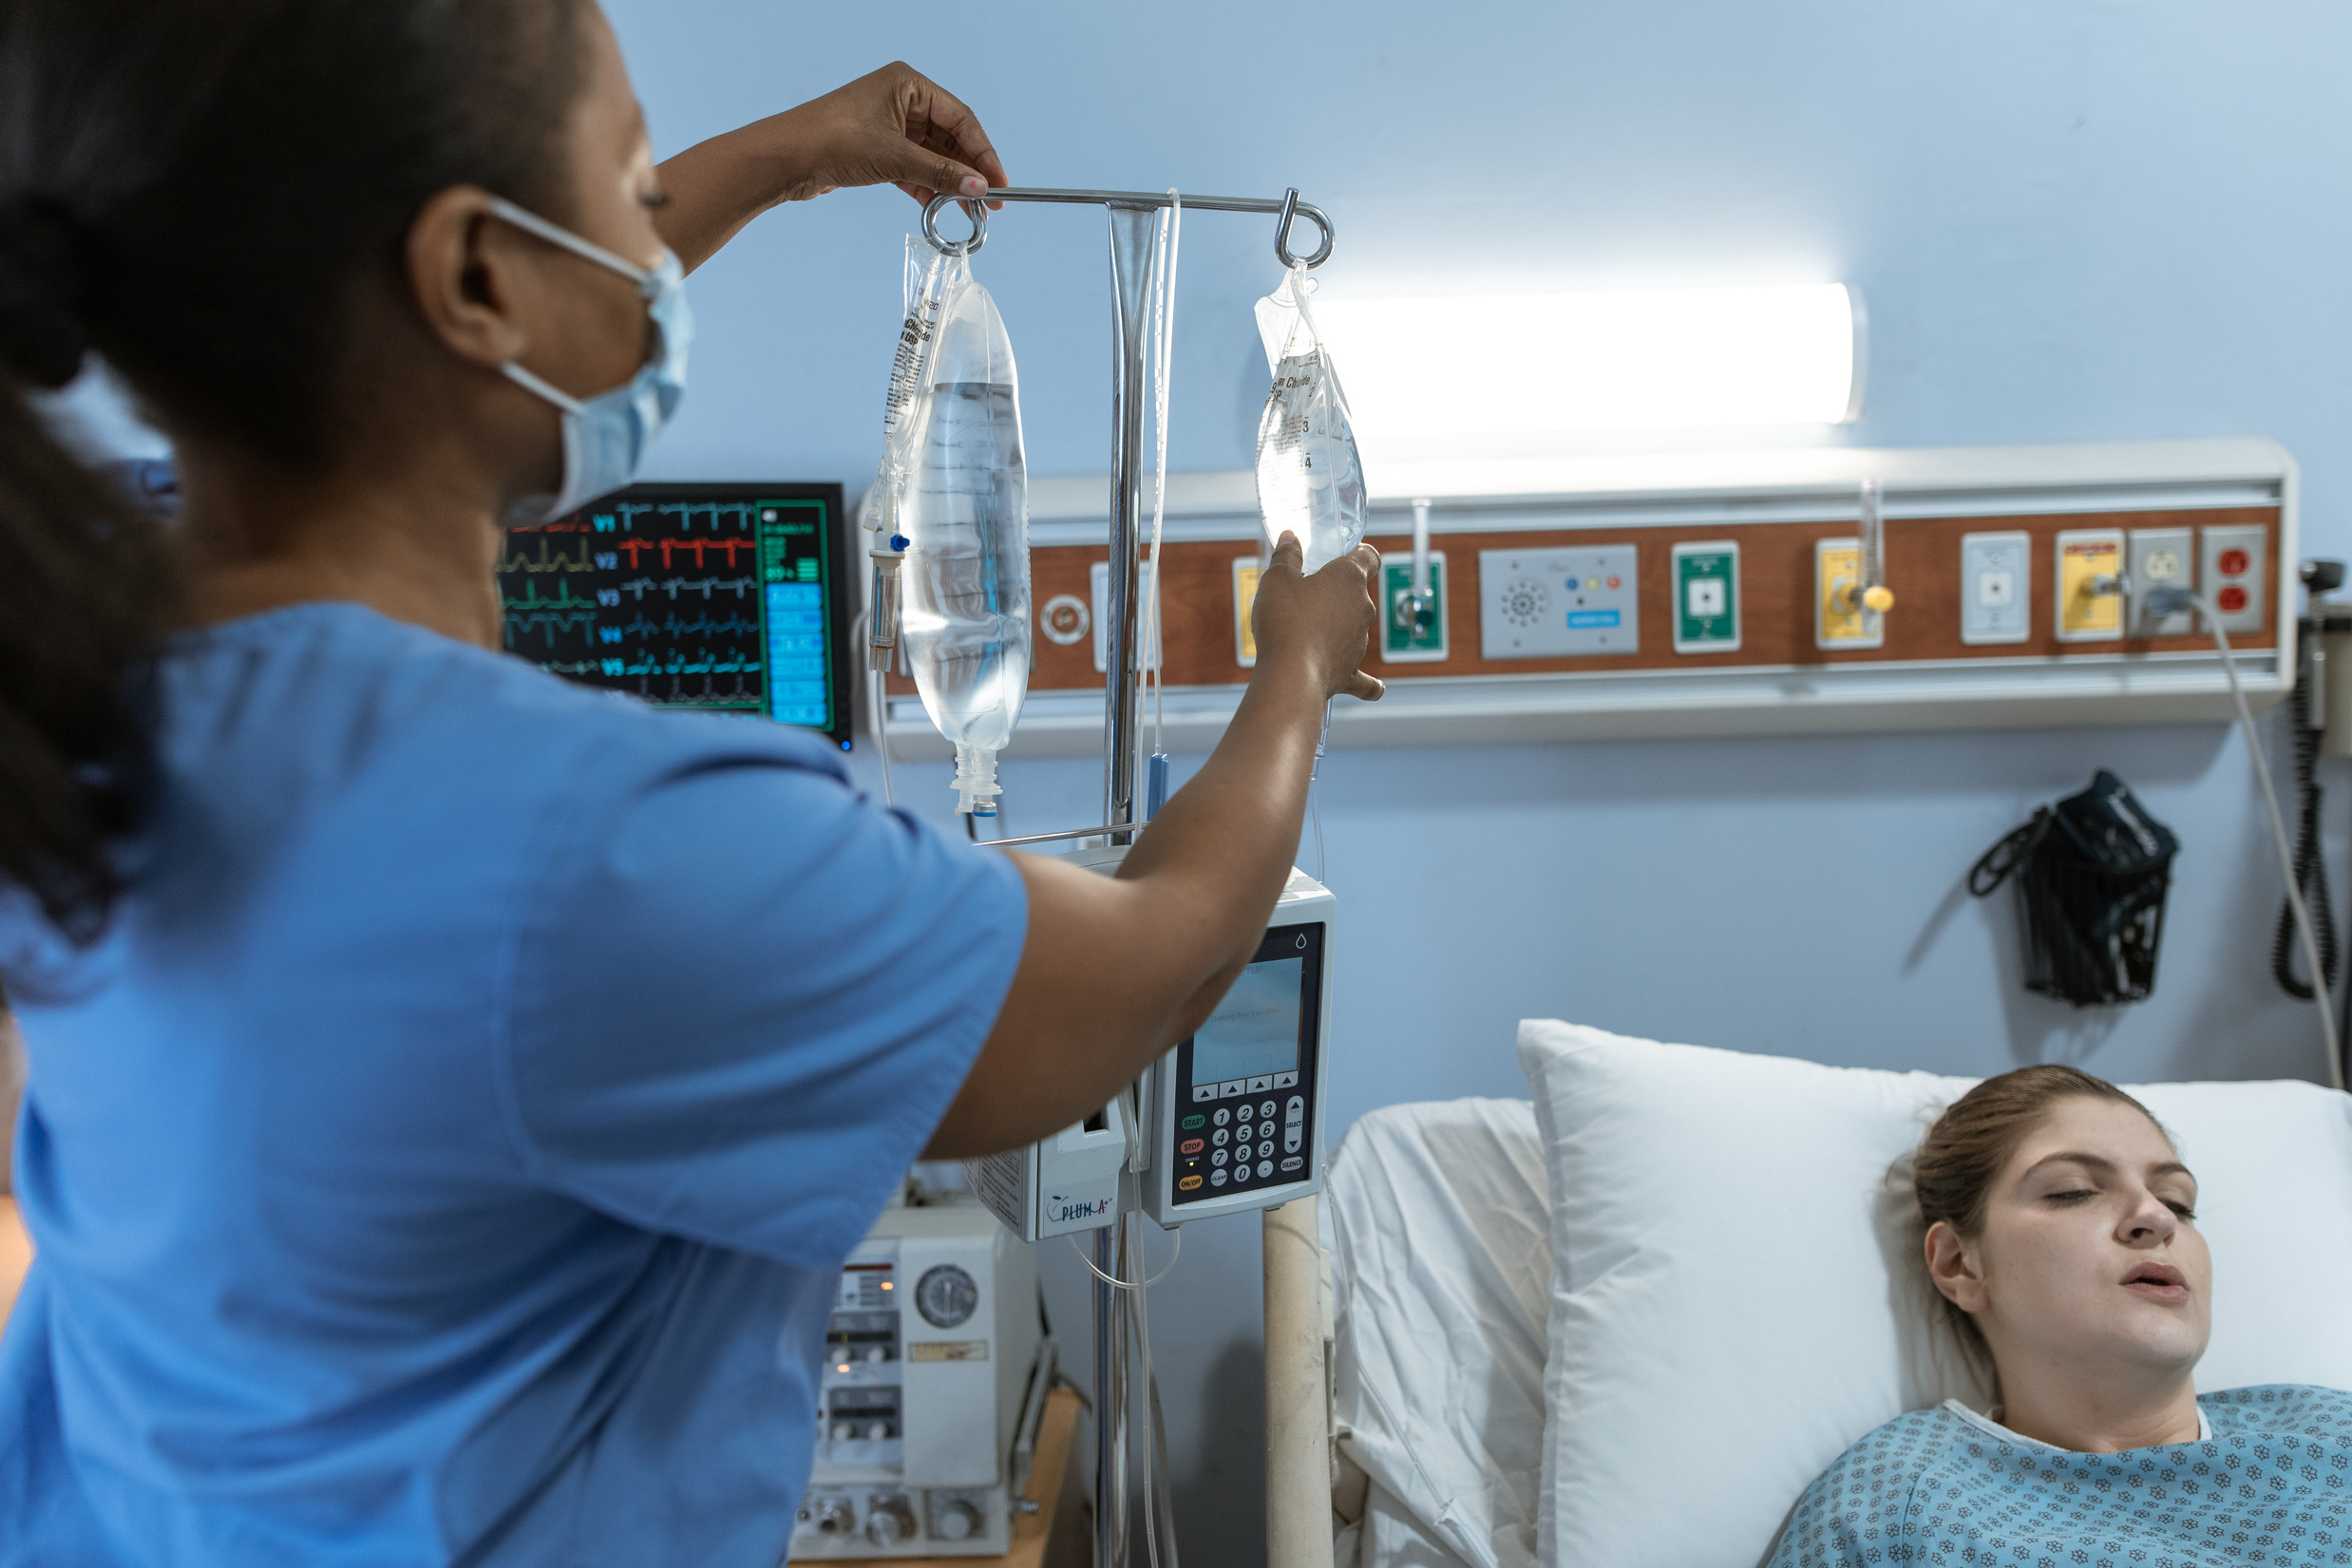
1817,481,1895,652
1815,540,1887,650
2056,528,2127,642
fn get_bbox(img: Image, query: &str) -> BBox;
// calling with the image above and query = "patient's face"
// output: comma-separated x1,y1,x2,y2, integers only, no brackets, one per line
1949,1097,2210,1379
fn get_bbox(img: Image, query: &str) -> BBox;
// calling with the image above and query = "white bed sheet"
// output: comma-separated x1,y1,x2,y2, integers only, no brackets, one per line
1327,1098,1549,1568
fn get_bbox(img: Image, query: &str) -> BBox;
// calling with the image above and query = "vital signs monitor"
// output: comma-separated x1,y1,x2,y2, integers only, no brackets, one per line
497,481,855,748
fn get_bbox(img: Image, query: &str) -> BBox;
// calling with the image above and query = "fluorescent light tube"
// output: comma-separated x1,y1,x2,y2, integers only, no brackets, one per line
1313,283,1864,440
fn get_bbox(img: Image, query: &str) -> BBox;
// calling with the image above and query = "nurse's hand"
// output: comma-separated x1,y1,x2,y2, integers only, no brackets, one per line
654,64,1009,272
1254,534,1386,704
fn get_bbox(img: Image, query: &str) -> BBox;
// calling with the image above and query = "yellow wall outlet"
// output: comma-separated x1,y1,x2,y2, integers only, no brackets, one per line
1232,557,1261,668
1814,538,1885,651
2056,529,2125,641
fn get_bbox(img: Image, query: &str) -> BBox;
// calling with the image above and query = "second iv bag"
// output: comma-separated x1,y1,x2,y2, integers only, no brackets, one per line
1254,264,1365,574
891,240,1032,817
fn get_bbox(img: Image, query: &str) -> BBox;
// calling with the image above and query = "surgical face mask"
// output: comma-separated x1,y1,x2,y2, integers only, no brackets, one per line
487,195,692,525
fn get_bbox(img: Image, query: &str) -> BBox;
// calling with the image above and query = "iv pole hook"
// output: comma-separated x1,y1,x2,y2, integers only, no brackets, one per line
920,194,989,255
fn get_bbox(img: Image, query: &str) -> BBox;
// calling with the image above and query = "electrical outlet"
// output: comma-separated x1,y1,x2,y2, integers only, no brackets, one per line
2127,526,2195,636
1380,553,1449,664
1814,538,1884,651
2199,524,2267,635
1960,531,2030,646
1671,540,1740,654
2055,529,2125,642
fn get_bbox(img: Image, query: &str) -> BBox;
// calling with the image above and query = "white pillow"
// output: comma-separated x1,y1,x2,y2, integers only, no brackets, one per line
1516,1020,2352,1568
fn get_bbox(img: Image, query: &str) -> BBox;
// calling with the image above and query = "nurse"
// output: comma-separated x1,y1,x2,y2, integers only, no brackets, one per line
0,3,1381,1564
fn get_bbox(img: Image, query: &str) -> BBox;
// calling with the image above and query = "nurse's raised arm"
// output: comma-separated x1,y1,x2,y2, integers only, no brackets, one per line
649,62,1010,273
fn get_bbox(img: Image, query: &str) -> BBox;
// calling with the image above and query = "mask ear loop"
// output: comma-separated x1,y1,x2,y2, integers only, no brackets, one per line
484,195,659,287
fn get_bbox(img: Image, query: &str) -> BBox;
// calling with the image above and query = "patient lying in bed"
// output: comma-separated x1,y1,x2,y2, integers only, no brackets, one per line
1773,1064,2352,1567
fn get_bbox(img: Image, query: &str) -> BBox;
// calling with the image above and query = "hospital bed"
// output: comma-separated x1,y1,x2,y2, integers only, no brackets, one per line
1317,1021,2352,1568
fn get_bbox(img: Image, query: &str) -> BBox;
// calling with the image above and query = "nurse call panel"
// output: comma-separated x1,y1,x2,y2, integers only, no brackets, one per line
498,481,855,748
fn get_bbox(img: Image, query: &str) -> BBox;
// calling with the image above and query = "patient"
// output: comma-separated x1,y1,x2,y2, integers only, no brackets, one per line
1772,1064,2352,1567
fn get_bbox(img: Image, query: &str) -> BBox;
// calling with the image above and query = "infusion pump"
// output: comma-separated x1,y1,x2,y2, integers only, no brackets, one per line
792,1191,1048,1559
964,848,1336,1237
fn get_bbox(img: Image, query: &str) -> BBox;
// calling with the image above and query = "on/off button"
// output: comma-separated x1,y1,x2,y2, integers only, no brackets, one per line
1178,1175,1203,1192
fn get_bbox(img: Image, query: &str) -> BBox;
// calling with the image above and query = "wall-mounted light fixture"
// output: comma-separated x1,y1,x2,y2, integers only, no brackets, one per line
1312,283,1865,444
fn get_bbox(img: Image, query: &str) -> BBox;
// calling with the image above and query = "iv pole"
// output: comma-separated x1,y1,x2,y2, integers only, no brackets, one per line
920,185,1335,1568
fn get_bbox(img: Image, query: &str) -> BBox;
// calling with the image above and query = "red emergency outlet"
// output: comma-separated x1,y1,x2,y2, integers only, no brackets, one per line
2218,585,2249,614
2219,548,2250,576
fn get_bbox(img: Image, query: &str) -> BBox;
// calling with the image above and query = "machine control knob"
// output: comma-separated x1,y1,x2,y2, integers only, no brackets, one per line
933,1500,983,1540
811,1496,855,1536
863,1497,917,1548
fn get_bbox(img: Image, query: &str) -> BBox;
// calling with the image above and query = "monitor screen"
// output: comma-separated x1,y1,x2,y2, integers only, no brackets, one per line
498,482,853,747
1191,956,1306,1085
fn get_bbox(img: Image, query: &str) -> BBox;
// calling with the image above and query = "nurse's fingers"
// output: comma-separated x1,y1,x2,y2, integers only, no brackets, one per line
883,65,1010,209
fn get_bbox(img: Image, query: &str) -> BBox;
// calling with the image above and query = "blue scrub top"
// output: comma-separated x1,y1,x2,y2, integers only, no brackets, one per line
0,602,1026,1566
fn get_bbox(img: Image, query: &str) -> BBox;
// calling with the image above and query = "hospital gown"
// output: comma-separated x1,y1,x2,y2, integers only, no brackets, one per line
1772,1385,2352,1567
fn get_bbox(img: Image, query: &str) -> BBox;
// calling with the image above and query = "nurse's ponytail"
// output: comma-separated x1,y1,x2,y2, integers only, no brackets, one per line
0,211,171,946
0,0,586,951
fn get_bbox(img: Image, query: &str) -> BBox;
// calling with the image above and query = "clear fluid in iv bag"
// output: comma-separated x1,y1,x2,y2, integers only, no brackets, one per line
901,378,1031,789
1256,350,1367,575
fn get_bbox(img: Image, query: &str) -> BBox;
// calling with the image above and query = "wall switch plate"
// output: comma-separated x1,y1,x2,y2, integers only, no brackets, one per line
1479,544,1640,658
2055,528,2126,642
1814,538,1884,651
1380,553,1449,664
1960,530,2031,646
1671,540,1741,654
2199,523,2267,635
2127,526,2196,636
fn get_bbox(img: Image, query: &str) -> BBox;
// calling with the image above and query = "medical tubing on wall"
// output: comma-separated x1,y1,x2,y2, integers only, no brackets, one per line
2272,671,2339,999
2207,597,2345,1090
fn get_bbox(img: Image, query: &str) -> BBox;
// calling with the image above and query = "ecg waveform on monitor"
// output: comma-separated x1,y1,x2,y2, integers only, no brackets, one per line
494,489,836,727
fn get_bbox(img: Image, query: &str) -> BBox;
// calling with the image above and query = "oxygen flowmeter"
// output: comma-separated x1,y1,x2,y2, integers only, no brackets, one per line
961,846,1335,1237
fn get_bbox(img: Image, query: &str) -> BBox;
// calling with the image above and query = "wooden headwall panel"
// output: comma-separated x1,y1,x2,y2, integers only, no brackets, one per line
884,505,2281,694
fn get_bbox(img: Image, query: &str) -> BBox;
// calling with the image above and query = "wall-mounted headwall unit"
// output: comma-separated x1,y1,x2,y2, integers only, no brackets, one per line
871,439,2295,761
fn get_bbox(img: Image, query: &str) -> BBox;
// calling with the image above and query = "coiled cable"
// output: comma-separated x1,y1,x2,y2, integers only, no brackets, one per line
2272,669,2338,999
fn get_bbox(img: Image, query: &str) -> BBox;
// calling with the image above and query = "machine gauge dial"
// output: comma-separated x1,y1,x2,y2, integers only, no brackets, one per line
915,1263,978,1328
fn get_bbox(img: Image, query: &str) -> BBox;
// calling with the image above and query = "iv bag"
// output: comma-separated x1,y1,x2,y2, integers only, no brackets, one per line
1254,265,1366,575
894,240,1031,817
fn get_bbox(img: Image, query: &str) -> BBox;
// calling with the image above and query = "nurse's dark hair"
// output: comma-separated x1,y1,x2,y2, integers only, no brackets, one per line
1913,1065,2172,1350
0,0,585,949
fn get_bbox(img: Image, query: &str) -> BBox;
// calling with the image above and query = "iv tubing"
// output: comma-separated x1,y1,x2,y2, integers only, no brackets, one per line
1066,1226,1183,1291
2207,595,2345,1090
1142,192,1181,774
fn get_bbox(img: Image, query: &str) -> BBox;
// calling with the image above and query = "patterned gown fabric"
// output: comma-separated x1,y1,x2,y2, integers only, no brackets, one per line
1772,1385,2352,1567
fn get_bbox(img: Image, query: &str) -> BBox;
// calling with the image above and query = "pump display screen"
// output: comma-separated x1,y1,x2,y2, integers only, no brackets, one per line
1191,958,1304,1084
496,481,853,748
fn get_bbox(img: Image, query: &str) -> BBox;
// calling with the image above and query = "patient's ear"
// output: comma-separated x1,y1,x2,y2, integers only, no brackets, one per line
1925,1219,1990,1313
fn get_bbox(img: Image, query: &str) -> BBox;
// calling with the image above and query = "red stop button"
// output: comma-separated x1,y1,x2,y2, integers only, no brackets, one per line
2218,585,2249,614
2218,548,2250,576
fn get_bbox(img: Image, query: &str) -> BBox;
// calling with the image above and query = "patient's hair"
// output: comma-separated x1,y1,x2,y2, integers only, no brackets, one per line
1915,1065,2171,1349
